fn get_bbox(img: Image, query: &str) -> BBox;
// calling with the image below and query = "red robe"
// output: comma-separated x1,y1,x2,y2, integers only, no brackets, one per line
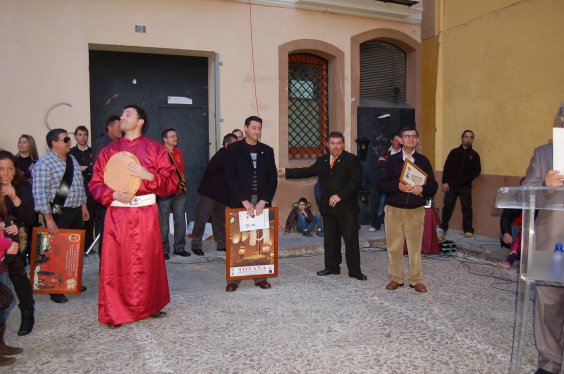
89,136,179,325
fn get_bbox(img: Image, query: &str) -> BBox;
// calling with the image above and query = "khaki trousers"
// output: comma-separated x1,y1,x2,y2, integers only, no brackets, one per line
384,205,425,285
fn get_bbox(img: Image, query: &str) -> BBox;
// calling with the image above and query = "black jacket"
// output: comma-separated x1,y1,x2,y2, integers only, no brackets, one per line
224,139,278,208
378,152,438,209
285,151,362,215
442,145,481,187
197,147,230,206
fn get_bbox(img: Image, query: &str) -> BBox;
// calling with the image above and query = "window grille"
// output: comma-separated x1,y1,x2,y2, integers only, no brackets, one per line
288,53,329,160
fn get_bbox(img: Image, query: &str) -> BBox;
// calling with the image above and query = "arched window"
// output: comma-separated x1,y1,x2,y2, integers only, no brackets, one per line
360,41,406,103
288,53,329,160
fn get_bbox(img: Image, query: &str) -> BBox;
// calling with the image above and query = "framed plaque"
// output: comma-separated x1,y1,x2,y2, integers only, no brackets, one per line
400,159,428,186
226,207,278,281
29,227,85,294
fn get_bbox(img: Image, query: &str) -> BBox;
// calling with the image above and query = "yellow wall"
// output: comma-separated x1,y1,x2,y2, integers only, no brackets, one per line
435,0,564,176
0,0,420,157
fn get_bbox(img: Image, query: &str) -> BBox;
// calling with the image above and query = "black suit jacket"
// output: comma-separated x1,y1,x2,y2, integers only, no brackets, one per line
285,151,362,215
197,147,229,206
224,139,278,208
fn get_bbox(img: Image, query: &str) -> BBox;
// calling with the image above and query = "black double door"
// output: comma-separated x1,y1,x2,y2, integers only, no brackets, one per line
89,50,209,222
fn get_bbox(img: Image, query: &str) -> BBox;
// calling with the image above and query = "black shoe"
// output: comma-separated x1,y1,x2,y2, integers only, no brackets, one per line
349,272,367,280
151,311,167,318
173,250,191,257
50,294,68,303
317,268,340,276
192,248,205,256
164,254,170,261
80,286,87,292
302,230,313,237
316,229,324,237
535,369,554,374
18,310,34,336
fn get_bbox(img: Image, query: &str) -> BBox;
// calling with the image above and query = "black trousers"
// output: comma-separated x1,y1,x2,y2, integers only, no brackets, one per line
322,210,361,274
95,203,106,259
6,251,34,312
440,185,474,233
83,193,96,250
53,207,84,230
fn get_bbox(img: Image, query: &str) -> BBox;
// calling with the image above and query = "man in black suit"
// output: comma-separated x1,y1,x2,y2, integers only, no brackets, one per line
190,133,238,255
279,131,366,280
224,116,278,292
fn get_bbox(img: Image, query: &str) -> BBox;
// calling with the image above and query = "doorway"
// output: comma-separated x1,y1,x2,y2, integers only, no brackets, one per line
89,50,209,221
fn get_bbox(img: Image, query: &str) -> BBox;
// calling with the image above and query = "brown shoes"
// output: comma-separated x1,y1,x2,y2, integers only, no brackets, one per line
385,281,404,290
255,281,272,289
226,283,238,292
410,283,428,293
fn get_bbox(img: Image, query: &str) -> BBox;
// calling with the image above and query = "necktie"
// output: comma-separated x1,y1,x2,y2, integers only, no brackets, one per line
330,156,337,169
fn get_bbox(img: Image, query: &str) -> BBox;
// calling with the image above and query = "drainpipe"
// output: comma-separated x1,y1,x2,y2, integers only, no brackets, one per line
214,52,222,152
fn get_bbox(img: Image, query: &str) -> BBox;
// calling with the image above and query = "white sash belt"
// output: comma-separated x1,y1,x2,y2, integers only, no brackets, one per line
111,193,156,208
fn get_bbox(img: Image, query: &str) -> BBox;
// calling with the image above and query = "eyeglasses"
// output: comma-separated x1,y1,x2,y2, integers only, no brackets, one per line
402,135,418,139
59,137,71,144
166,135,178,139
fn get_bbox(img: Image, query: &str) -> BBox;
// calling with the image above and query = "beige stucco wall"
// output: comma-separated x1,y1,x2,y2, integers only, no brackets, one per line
424,0,564,238
435,0,564,176
0,0,420,159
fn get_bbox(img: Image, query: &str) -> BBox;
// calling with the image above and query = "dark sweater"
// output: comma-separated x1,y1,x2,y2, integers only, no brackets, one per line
197,147,230,206
378,152,438,209
441,144,481,187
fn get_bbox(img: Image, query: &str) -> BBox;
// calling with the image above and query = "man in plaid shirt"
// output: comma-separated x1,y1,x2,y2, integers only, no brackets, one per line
32,128,89,303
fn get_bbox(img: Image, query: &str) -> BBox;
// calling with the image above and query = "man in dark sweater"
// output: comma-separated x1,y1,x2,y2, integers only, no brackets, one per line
279,131,367,281
190,133,238,255
438,130,481,237
70,125,94,249
378,127,438,293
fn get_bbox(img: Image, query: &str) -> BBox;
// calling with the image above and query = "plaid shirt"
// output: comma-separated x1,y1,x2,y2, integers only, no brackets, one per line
32,151,87,214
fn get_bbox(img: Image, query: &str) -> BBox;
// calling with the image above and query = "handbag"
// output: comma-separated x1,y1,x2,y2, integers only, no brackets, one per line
0,281,13,310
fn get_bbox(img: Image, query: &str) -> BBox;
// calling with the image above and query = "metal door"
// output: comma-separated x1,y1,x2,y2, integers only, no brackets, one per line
88,50,209,221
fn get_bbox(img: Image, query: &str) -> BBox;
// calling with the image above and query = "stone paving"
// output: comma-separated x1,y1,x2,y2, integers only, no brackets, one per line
5,228,545,373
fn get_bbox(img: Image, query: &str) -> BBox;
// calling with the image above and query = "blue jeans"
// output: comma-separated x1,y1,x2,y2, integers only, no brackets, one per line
158,192,187,255
297,214,322,233
370,192,386,229
0,271,15,326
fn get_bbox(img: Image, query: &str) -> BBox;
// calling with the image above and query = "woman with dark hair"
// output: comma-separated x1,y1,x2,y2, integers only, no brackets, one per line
0,150,36,336
15,134,39,184
0,185,24,366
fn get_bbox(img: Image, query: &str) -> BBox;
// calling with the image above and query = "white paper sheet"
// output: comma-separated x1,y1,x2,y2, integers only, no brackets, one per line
238,208,270,232
553,128,564,173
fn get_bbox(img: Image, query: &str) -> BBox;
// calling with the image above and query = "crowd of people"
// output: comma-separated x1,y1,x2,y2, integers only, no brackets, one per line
0,102,562,373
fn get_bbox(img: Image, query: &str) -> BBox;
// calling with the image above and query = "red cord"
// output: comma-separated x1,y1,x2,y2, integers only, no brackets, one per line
248,1,260,116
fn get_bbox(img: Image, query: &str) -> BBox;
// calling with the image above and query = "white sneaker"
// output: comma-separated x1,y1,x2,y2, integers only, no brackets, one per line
368,227,376,232
436,227,445,242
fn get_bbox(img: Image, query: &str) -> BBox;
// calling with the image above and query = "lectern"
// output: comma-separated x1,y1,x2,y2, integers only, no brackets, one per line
496,186,564,374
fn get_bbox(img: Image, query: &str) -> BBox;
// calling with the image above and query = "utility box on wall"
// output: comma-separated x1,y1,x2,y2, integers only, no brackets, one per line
356,102,415,225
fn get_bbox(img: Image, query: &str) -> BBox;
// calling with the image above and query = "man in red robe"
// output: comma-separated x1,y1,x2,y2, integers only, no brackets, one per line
89,104,179,327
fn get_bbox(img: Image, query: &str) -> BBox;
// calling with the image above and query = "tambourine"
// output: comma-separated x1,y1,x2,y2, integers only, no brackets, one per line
104,151,142,195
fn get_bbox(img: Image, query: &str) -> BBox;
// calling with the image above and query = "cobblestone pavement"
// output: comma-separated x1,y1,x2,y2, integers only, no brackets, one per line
6,228,542,373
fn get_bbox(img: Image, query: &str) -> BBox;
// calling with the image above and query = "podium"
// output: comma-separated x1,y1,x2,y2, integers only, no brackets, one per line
495,186,564,373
